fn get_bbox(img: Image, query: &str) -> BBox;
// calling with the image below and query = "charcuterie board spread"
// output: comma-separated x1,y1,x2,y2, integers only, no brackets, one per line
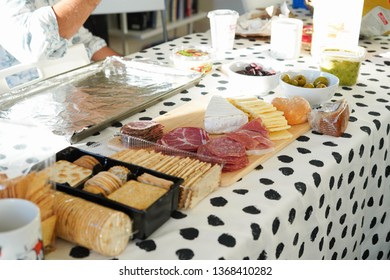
108,95,311,187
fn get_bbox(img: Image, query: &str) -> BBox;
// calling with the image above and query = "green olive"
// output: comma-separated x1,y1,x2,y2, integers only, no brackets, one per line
281,74,291,83
315,83,327,88
294,74,307,87
314,76,329,87
303,82,315,88
289,79,299,86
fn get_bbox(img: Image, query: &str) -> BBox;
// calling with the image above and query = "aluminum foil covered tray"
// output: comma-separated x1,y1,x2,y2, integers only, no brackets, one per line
0,57,203,143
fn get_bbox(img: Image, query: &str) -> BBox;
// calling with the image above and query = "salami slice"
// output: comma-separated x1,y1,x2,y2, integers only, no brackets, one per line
197,137,249,172
120,120,164,143
222,159,249,172
206,136,246,157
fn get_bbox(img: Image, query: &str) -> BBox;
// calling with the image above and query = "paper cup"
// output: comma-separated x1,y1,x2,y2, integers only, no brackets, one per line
208,9,239,53
0,199,44,260
270,18,303,60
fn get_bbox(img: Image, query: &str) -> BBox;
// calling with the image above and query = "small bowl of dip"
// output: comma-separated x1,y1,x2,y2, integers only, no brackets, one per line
170,46,213,74
319,46,366,86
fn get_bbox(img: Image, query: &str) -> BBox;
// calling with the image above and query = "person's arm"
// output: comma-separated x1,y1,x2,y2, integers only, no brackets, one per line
91,46,121,61
52,0,101,39
53,0,121,60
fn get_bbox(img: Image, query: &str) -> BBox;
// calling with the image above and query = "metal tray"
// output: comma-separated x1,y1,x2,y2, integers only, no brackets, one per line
0,57,203,143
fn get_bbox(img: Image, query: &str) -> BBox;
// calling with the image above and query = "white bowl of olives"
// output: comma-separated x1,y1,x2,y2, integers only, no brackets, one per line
226,60,281,96
279,69,339,107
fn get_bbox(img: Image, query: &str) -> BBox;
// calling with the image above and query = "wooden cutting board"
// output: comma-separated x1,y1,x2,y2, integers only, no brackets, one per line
108,95,311,187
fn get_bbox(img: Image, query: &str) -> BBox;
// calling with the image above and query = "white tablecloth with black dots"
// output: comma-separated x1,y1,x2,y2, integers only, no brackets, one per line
2,8,389,260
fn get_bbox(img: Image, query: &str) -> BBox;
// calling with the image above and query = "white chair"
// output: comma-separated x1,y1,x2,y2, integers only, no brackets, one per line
0,44,90,94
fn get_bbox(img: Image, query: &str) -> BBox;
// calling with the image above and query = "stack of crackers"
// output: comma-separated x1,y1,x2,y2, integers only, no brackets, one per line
228,96,293,141
0,171,57,253
108,180,168,211
54,192,132,257
110,148,222,209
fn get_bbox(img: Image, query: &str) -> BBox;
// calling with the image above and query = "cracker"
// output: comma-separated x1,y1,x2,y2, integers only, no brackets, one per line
54,192,132,257
108,165,130,184
108,180,168,210
137,173,173,190
73,155,100,170
50,160,92,187
84,171,122,196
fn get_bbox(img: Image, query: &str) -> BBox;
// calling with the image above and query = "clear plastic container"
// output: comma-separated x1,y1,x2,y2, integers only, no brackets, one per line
170,46,213,74
319,46,366,86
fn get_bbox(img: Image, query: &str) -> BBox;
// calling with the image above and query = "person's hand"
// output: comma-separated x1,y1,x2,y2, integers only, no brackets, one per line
92,46,122,61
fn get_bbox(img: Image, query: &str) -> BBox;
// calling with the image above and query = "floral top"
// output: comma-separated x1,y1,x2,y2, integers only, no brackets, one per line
0,0,106,88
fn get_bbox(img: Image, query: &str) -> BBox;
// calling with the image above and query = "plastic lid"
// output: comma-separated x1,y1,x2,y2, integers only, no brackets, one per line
171,46,213,62
320,46,366,62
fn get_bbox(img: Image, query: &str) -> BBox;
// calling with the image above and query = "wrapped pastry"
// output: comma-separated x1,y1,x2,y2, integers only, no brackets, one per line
308,99,350,137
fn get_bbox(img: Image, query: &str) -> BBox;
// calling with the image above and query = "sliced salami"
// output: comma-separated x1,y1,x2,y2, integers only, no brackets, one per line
120,120,164,143
222,159,249,172
197,137,249,172
206,136,246,158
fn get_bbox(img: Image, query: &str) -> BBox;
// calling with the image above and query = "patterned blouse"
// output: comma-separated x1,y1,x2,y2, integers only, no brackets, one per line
0,0,106,88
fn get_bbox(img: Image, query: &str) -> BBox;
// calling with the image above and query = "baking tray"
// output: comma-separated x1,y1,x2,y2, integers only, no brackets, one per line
33,146,184,239
0,57,203,144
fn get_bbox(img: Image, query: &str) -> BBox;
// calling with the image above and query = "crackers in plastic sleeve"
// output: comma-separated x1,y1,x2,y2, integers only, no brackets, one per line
54,192,132,257
308,99,350,137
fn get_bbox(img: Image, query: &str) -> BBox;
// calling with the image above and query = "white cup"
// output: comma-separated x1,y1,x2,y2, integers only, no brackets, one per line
0,199,44,260
208,9,239,53
270,18,303,60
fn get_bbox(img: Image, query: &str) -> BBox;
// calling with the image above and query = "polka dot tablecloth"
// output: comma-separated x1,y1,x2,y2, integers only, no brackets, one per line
3,8,390,260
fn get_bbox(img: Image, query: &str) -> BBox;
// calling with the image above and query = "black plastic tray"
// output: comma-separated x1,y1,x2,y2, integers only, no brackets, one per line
36,146,183,239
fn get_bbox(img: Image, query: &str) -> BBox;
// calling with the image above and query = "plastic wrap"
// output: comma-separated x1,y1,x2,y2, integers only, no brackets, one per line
308,99,350,137
361,1,390,38
110,134,223,210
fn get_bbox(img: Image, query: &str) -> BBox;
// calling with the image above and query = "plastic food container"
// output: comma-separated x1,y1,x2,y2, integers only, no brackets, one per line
170,46,213,73
319,46,366,86
33,146,183,240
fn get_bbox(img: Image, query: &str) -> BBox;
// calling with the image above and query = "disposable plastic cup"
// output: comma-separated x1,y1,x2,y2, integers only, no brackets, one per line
270,18,303,60
208,9,239,53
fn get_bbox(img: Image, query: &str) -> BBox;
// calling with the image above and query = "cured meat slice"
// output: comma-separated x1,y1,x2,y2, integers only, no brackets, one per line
238,130,274,149
197,137,249,172
226,131,259,150
120,120,164,143
229,118,274,155
158,127,210,152
206,136,246,157
240,118,269,137
223,160,249,172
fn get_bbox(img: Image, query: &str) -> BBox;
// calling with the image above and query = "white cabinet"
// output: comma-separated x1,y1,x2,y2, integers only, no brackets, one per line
93,0,206,54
